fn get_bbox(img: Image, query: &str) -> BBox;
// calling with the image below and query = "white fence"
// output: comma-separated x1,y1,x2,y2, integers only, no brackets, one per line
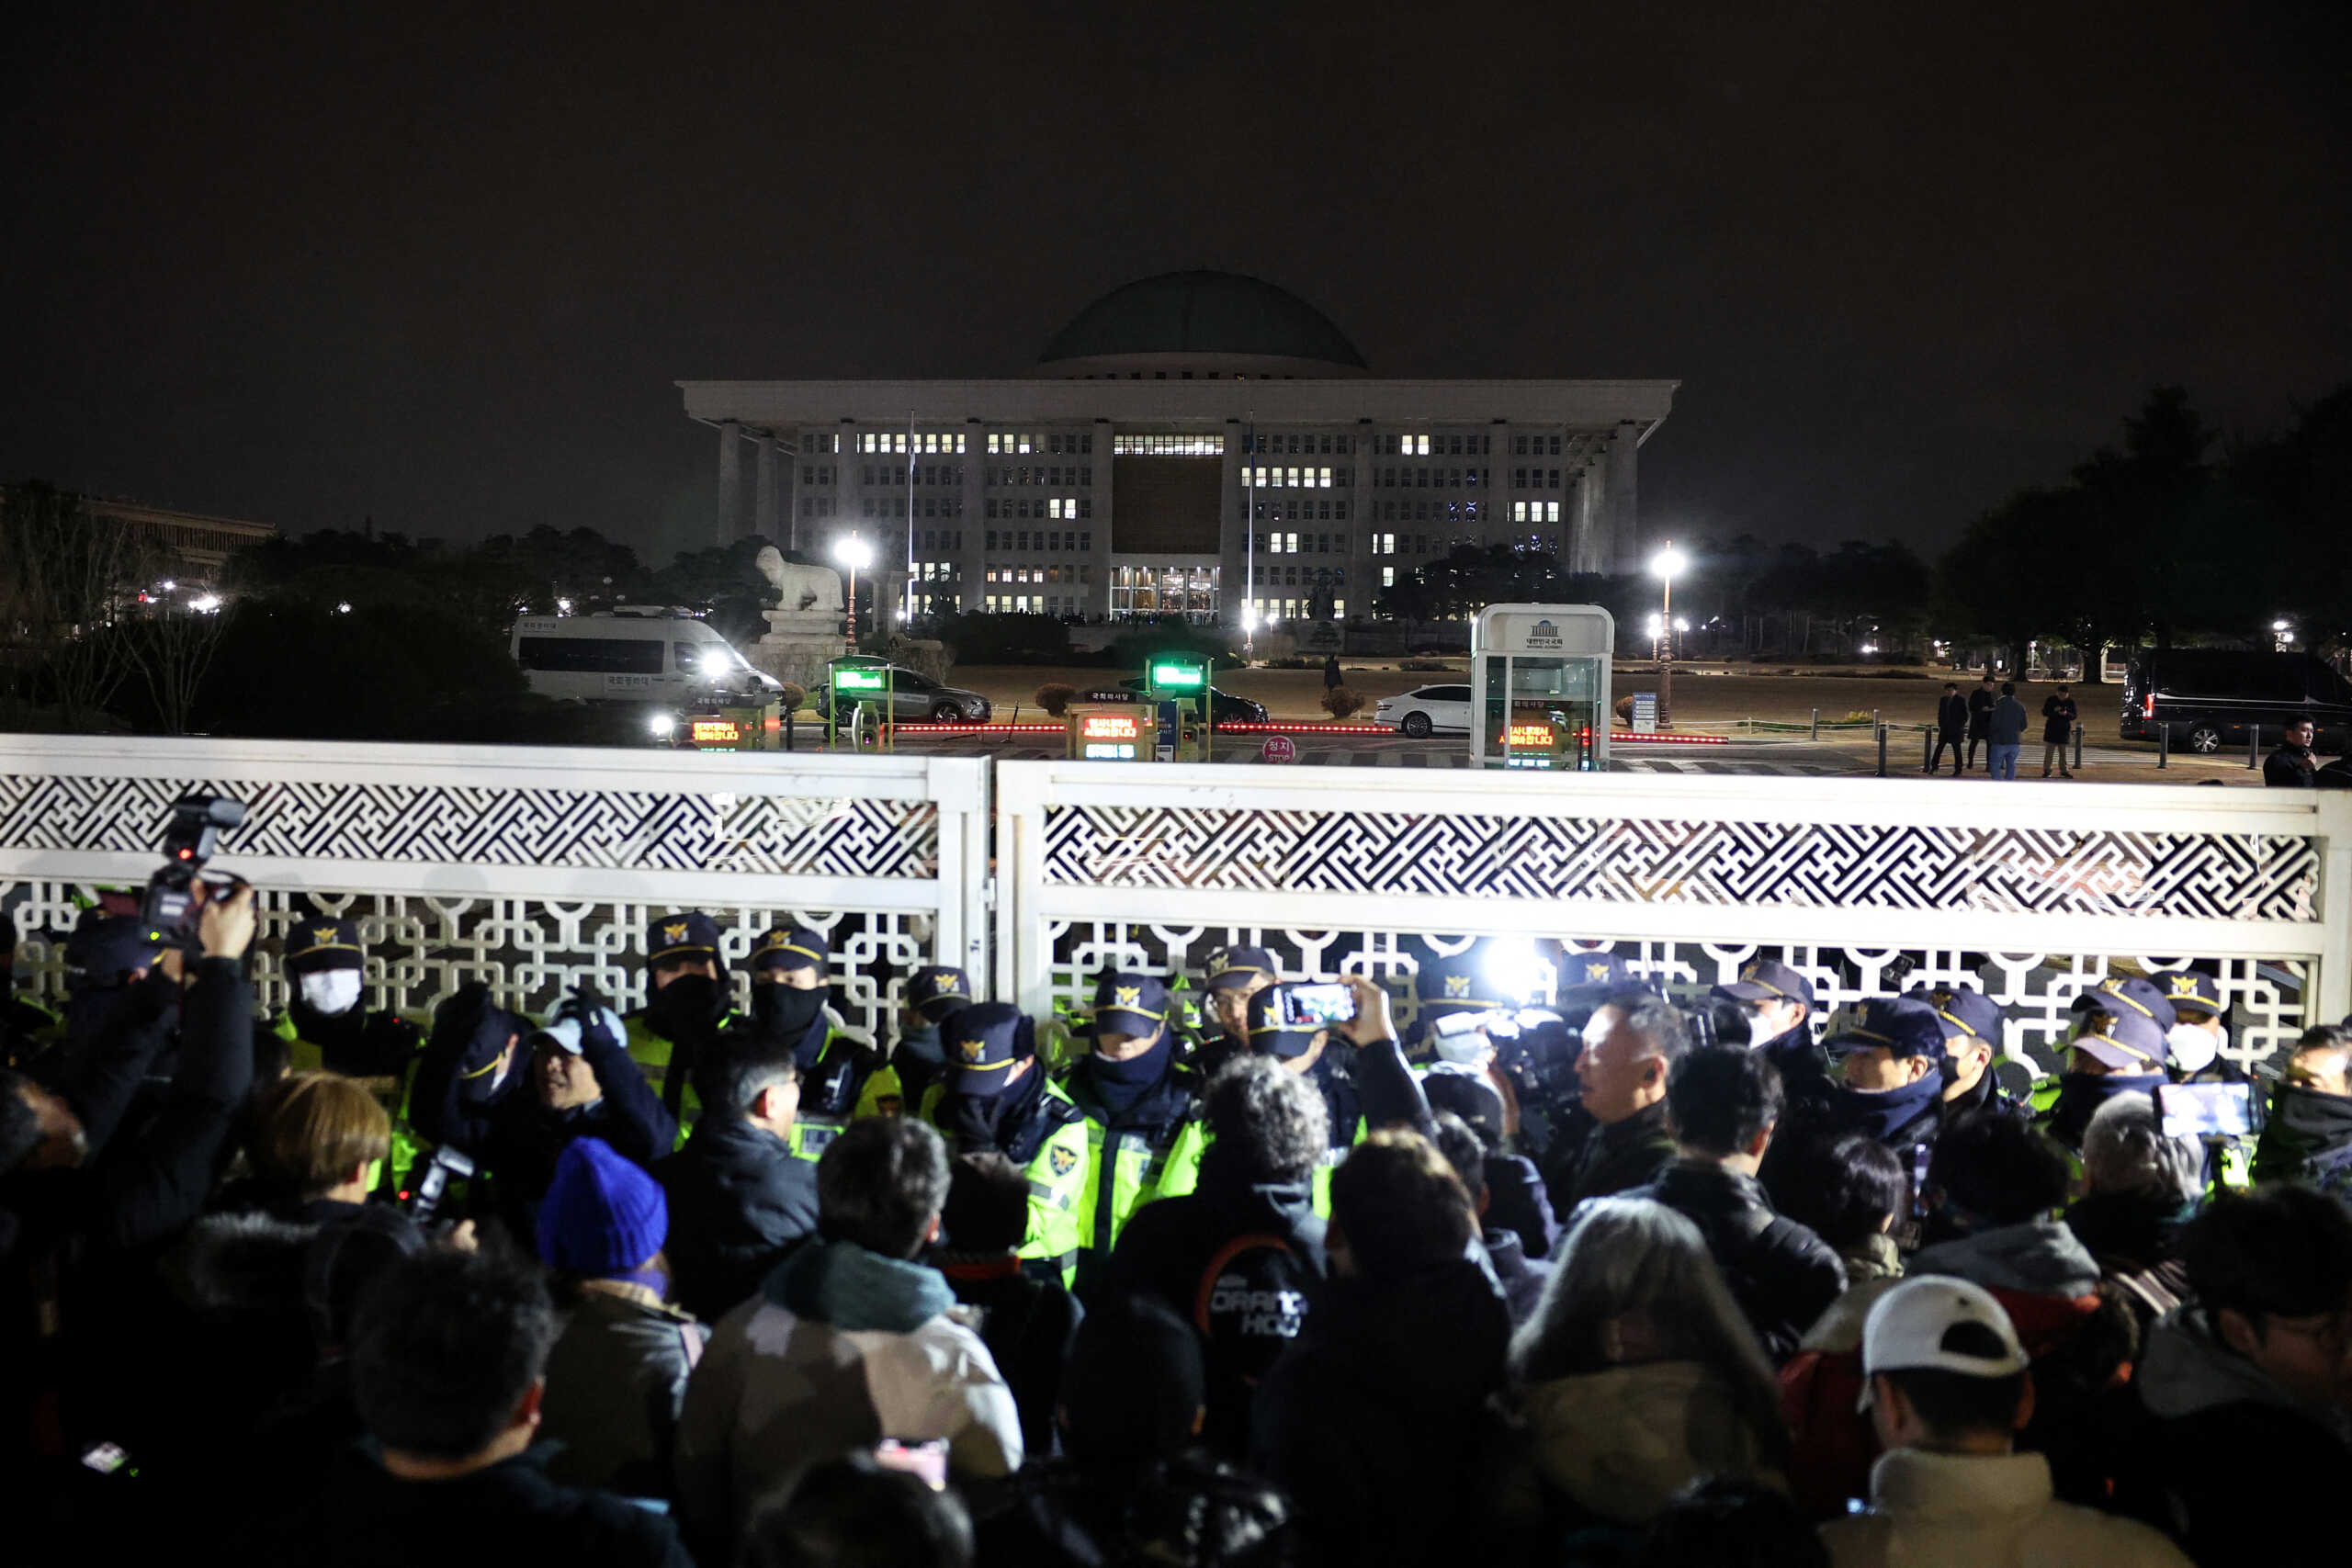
0,737,989,1039
996,761,2352,1072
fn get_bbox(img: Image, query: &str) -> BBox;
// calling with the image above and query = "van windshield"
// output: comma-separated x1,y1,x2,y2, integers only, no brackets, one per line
516,636,662,674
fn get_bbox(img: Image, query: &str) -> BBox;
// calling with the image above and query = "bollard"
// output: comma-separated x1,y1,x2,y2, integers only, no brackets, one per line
1877,724,1888,778
1923,727,1934,773
1810,707,1819,741
2249,725,2260,770
784,710,796,751
2074,723,2084,773
2157,723,2167,769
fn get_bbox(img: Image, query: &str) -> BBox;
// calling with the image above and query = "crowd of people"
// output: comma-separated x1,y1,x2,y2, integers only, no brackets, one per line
8,892,2352,1567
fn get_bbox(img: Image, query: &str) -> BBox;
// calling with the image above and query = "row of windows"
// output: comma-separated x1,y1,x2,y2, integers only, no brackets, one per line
988,432,1094,455
1379,434,1494,456
1374,501,1487,524
985,564,1093,584
857,432,968,454
1114,434,1224,456
1510,502,1564,524
1243,433,1353,456
910,562,964,582
986,594,1085,615
1512,469,1565,490
1514,435,1566,456
1378,468,1490,489
985,498,1091,521
1254,564,1348,586
800,433,841,454
861,465,964,487
1245,597,1348,620
986,466,1093,488
864,499,965,520
798,498,837,518
798,466,837,486
1250,500,1350,522
1244,466,1346,489
1256,533,1351,556
984,529,1094,553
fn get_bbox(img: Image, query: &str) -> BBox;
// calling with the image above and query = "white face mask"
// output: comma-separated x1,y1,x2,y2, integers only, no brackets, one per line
300,969,364,1017
2166,1021,2222,1077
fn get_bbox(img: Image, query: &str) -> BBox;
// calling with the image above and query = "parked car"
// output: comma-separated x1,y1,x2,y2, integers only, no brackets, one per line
1374,683,1475,738
2120,649,2352,754
1115,679,1268,724
813,665,993,723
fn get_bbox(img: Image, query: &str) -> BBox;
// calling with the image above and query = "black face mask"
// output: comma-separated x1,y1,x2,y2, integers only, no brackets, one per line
752,982,831,1066
646,972,725,1042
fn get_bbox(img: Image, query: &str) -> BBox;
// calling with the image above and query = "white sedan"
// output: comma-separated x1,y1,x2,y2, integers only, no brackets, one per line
1374,683,1475,738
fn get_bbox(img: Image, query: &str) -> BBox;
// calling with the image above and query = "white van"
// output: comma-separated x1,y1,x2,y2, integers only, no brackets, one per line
509,609,781,702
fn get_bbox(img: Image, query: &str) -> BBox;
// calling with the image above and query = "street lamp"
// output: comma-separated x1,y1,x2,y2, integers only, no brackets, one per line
1649,542,1688,729
834,536,873,649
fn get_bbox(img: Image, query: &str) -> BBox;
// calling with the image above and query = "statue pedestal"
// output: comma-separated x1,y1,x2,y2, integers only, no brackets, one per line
748,610,847,694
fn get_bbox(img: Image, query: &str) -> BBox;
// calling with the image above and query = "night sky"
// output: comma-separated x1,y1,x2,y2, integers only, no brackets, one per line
6,2,2347,566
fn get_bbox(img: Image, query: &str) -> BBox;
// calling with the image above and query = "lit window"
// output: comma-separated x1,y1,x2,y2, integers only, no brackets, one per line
1284,533,1300,553
1318,467,1332,487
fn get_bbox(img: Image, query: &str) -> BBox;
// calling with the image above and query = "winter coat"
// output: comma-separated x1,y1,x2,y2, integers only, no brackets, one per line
1484,1153,1558,1261
2064,1189,2193,1337
255,1441,690,1568
1629,1157,1845,1363
1545,1099,1677,1213
1099,1152,1328,1457
938,1254,1083,1461
1936,693,1968,736
1988,695,2029,745
538,1287,707,1499
655,1111,820,1322
673,1236,1022,1559
2118,1307,2352,1567
1820,1448,2190,1568
1966,685,1996,739
1779,1262,1910,1521
1484,1227,1553,1327
1502,1359,1786,1531
1251,1257,1510,1568
2267,741,2319,788
2041,694,2077,746
981,1450,1295,1568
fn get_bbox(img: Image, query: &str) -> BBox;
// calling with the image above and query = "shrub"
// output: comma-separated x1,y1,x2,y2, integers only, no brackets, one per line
777,682,808,714
1320,685,1366,720
1035,683,1078,716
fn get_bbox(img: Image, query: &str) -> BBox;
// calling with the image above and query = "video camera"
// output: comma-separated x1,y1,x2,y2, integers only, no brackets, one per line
1687,995,1754,1051
142,794,246,946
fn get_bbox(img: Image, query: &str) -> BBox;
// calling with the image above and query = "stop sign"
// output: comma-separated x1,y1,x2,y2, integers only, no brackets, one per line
1261,735,1297,764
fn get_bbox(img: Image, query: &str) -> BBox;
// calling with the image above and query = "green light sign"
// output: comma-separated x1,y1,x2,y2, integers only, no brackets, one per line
1149,661,1204,690
833,668,887,692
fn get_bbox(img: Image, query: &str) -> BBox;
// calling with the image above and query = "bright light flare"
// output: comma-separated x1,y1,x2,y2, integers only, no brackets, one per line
1481,937,1550,1005
1649,547,1689,581
833,536,874,571
188,594,222,614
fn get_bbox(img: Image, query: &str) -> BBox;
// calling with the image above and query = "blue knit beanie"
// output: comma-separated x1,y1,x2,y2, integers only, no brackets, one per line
537,1136,668,1277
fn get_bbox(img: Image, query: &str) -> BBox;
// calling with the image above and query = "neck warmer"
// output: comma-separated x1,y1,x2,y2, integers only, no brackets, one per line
288,998,367,1060
1832,1072,1944,1142
1082,1031,1172,1118
2256,1084,2352,1179
752,984,831,1066
946,1056,1046,1155
769,1236,954,1332
2051,1070,2167,1149
645,973,725,1045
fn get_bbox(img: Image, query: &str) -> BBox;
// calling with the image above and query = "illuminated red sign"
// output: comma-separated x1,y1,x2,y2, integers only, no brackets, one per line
1506,721,1555,749
692,719,741,744
1080,714,1141,741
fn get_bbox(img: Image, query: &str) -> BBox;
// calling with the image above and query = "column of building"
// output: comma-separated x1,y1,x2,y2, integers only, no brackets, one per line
1606,423,1641,573
753,435,777,543
1345,420,1374,624
716,421,743,545
1088,420,1114,620
780,434,802,554
959,423,989,613
1218,421,1249,629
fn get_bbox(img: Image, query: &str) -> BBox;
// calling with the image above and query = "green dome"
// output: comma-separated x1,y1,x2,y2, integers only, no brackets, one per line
1040,271,1366,369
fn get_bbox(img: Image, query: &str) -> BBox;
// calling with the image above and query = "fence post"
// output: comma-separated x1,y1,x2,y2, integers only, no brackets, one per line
2074,722,2084,773
1809,708,1819,741
1877,724,1888,778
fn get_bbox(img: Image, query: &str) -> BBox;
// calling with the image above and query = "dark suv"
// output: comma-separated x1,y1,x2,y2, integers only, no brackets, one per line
2120,649,2352,754
813,665,993,723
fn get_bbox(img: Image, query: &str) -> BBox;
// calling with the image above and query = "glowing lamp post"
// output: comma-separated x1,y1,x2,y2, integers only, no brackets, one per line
834,535,873,650
1649,543,1688,729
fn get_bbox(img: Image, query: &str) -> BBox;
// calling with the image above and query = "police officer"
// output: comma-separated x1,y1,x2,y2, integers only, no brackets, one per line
1712,959,1829,1104
2156,971,2235,1084
59,911,166,1057
1820,996,1951,1175
625,910,729,1122
276,914,426,1190
1194,944,1279,1080
1063,973,1207,1292
745,925,893,1163
1246,984,1367,1213
1407,952,1510,1066
890,964,972,1110
923,1000,1089,1284
1904,981,2020,1122
2039,979,2175,1154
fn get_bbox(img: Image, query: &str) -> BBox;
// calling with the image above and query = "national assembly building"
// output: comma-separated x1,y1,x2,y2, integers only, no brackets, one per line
677,271,1675,628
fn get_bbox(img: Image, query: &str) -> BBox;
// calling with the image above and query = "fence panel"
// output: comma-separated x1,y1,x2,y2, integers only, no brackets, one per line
0,736,990,1037
997,762,2352,1073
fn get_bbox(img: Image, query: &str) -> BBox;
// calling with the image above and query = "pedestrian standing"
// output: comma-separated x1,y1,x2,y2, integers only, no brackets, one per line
1964,674,1996,772
2040,683,2079,779
1985,682,2028,781
1321,653,1342,690
2266,717,2319,787
1928,682,1967,775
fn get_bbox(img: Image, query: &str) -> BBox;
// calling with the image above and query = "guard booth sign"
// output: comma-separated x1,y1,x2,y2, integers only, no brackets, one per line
1502,716,1570,770
826,657,895,752
1069,708,1142,761
1144,652,1215,762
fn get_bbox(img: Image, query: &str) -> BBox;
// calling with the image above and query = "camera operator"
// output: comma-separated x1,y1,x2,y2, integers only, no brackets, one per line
416,985,675,1241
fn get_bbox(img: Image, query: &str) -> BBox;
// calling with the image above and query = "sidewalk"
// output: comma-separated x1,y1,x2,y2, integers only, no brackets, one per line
1815,731,2271,787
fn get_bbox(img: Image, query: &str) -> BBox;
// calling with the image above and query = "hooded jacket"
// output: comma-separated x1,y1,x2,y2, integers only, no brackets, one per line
1505,1359,1787,1530
1631,1157,1846,1364
1251,1255,1510,1568
673,1236,1021,1559
2120,1307,2352,1566
1821,1448,2189,1568
655,1111,820,1322
538,1287,707,1499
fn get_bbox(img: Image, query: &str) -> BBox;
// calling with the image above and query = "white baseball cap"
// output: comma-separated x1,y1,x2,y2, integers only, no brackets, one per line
1857,1277,2030,1411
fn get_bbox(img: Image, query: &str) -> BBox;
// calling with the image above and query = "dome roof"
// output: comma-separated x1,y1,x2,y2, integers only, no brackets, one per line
1039,271,1366,370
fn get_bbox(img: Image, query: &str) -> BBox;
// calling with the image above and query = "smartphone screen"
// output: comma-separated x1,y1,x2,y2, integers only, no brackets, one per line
1277,983,1355,1029
2158,1082,2251,1139
874,1438,949,1491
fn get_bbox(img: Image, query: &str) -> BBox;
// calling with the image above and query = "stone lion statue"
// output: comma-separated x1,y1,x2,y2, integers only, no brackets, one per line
755,546,845,613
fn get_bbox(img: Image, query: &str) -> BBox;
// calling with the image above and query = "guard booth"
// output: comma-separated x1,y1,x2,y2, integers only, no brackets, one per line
826,656,895,752
1067,705,1145,761
1144,652,1216,762
1469,604,1612,771
677,691,780,752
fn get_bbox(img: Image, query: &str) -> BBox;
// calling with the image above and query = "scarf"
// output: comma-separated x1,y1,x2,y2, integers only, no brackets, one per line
1080,1031,1172,1120
945,1055,1046,1156
1832,1072,1944,1143
751,983,831,1066
645,972,725,1044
